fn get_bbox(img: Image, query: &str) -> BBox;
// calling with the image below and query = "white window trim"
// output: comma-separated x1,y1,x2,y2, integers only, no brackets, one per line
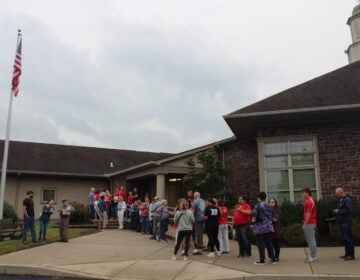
41,188,57,204
257,135,321,202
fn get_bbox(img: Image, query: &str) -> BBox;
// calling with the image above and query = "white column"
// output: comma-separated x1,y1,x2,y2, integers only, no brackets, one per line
156,174,166,199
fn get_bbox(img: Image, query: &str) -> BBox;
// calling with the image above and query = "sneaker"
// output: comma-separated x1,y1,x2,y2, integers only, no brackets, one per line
217,251,222,257
192,250,202,255
305,257,317,263
171,255,177,260
183,256,188,261
156,235,160,241
207,252,216,258
254,261,266,266
22,241,29,245
149,236,156,240
160,238,168,243
271,259,278,265
344,256,355,261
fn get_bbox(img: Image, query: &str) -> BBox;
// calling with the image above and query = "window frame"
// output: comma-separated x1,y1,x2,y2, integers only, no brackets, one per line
257,135,321,202
41,188,57,204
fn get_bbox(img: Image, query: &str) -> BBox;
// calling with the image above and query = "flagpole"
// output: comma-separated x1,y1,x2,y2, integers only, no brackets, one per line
0,30,22,220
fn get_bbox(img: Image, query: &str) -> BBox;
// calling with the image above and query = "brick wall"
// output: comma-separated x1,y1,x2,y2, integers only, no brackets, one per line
222,121,360,201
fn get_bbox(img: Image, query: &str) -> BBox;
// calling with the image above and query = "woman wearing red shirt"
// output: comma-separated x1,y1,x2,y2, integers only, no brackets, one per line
118,186,127,202
233,196,252,258
217,199,229,254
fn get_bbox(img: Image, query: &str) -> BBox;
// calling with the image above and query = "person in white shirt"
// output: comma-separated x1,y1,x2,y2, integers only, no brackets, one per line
117,196,127,229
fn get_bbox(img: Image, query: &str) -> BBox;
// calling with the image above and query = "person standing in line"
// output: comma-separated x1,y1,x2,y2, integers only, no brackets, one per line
217,199,229,254
301,188,317,263
233,196,252,258
110,188,119,220
191,192,206,251
117,196,126,229
253,192,277,265
98,195,109,229
58,199,73,242
150,196,161,240
39,200,54,241
21,191,38,245
157,199,170,242
140,198,150,234
203,198,221,258
334,188,355,261
269,198,281,261
172,199,195,261
88,187,95,220
118,186,127,203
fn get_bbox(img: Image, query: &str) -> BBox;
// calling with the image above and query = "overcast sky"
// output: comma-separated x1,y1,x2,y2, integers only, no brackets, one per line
0,0,357,153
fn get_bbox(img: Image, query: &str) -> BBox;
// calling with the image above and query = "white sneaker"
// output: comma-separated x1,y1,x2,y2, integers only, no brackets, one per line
305,257,317,263
217,251,222,257
183,256,188,261
207,252,216,258
172,255,177,260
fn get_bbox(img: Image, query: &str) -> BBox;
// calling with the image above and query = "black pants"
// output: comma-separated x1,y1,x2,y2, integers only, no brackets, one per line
272,238,281,259
174,230,192,256
236,225,251,257
206,225,219,253
256,232,275,262
339,222,355,257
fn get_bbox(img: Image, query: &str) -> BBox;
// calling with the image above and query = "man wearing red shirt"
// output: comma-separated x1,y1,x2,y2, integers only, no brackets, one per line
217,199,229,254
233,196,252,257
302,188,317,263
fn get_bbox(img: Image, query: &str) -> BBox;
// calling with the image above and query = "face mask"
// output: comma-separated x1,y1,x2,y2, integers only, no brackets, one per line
29,195,34,199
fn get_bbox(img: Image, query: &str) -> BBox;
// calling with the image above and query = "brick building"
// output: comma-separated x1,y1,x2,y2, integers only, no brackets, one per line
222,61,360,203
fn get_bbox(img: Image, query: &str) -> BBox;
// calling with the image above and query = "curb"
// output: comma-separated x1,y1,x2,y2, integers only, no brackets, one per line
0,264,108,279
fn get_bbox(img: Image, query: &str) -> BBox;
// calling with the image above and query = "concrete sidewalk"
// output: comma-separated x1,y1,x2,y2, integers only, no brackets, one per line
0,230,359,280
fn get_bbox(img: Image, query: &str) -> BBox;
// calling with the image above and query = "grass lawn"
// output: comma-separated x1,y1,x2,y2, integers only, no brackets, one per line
0,223,99,256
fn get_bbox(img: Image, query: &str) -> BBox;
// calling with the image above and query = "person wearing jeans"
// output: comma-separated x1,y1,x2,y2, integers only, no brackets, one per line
157,200,170,241
39,200,54,241
217,199,229,254
301,188,317,263
150,197,161,239
140,198,150,234
269,198,281,261
22,191,38,245
233,196,252,258
334,188,355,261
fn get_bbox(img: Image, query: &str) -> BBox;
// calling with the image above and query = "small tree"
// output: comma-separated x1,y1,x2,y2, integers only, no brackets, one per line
183,148,227,198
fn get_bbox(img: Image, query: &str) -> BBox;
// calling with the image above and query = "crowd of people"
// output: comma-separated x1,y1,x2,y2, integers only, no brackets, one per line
89,186,355,264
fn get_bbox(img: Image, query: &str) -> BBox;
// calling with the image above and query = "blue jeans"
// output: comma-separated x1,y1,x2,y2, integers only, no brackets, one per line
131,213,139,231
39,219,49,241
22,216,36,243
141,216,150,234
236,224,251,257
339,223,355,257
159,218,168,239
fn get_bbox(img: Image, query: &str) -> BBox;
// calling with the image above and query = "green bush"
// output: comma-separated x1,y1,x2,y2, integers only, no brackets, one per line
316,198,338,235
3,201,17,221
280,200,303,228
282,223,306,246
69,201,88,224
214,189,237,210
329,219,360,246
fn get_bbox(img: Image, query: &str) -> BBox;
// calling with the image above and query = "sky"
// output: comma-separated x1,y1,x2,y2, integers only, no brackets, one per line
0,0,357,153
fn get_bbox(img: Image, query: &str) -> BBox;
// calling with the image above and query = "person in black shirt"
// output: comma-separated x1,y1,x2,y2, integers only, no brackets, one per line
203,198,221,258
21,190,38,244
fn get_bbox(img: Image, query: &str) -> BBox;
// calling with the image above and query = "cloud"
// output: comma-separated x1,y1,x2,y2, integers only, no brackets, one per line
0,0,355,153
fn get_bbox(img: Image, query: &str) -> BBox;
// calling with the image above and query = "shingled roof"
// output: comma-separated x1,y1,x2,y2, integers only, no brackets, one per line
0,140,172,177
226,60,360,115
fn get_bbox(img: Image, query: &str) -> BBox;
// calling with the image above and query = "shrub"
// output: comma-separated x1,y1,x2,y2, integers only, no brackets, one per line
3,201,17,221
69,201,88,224
329,219,360,246
282,223,306,247
214,189,237,210
316,198,338,235
280,200,303,228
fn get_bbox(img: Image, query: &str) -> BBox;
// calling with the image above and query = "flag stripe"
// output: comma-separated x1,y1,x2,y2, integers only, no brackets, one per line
12,36,22,97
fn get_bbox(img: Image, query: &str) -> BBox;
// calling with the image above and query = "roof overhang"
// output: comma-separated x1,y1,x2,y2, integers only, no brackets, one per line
3,170,107,179
224,104,360,139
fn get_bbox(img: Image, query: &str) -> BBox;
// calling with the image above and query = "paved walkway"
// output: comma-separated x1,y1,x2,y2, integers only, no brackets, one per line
0,230,359,280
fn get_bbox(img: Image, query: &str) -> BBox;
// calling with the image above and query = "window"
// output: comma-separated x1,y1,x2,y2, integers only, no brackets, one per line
258,137,320,203
41,188,56,203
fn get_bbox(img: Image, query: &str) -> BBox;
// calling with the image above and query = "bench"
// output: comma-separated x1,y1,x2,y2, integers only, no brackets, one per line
0,219,22,241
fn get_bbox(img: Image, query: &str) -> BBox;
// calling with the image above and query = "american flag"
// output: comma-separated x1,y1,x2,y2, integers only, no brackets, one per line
12,36,22,97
